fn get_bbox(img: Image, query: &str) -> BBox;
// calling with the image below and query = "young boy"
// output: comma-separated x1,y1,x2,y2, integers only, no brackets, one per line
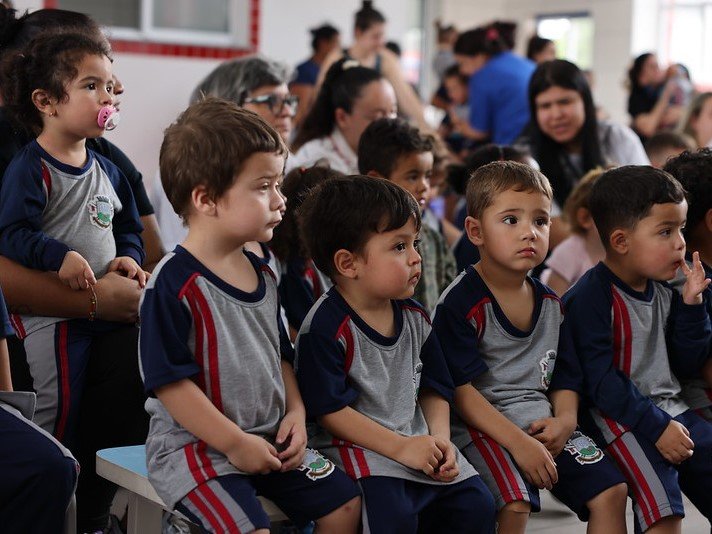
644,132,694,169
664,150,712,421
564,165,712,532
295,175,496,532
358,118,457,313
140,99,360,533
433,161,628,533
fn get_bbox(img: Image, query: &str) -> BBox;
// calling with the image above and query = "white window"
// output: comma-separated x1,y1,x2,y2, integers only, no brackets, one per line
56,0,253,48
536,13,594,71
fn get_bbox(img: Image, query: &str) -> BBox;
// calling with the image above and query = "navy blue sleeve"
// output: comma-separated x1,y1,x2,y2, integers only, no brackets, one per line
295,331,359,418
667,288,712,379
97,155,145,265
0,155,71,271
549,314,583,394
277,296,295,364
278,262,317,332
432,300,488,387
139,280,200,395
419,329,456,403
564,279,671,442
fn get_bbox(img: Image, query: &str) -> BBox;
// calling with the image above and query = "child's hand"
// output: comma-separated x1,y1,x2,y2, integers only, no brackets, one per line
395,435,446,476
225,432,282,474
681,251,711,305
108,256,149,288
655,420,694,464
275,410,308,471
529,416,577,457
509,434,558,490
59,250,96,289
429,436,460,482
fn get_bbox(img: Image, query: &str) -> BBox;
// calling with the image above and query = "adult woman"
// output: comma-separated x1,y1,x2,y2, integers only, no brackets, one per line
678,92,712,149
316,1,428,130
152,55,296,251
291,23,340,128
454,21,535,145
0,6,155,532
627,52,683,141
520,60,648,247
290,58,396,174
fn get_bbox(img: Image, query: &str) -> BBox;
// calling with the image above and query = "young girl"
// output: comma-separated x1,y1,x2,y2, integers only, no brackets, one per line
270,164,343,336
0,32,146,456
540,168,606,296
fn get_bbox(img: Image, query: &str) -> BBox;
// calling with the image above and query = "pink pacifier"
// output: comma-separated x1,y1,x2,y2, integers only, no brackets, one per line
97,105,120,131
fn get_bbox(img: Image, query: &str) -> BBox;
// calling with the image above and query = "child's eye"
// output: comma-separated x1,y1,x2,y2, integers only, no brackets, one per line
395,242,406,251
414,239,421,251
660,229,671,237
502,215,517,225
86,83,96,90
535,217,550,227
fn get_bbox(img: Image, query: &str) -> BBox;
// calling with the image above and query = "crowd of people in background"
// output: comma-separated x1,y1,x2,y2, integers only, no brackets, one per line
0,0,711,533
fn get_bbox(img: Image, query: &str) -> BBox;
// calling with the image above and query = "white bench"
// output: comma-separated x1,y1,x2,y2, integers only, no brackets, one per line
96,445,287,533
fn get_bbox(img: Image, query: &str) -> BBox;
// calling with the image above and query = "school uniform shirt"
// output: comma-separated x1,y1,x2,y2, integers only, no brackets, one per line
139,247,294,509
412,224,457,314
288,129,358,175
432,267,581,449
295,287,477,485
563,262,711,445
0,140,144,338
669,254,712,412
278,257,332,331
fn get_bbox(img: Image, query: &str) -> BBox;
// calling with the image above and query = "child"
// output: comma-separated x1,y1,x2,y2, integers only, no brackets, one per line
271,165,342,334
664,149,712,421
0,283,78,534
438,65,476,156
433,161,628,533
564,165,712,532
358,118,457,312
295,175,496,532
644,131,694,169
0,33,146,449
540,168,606,296
140,99,360,533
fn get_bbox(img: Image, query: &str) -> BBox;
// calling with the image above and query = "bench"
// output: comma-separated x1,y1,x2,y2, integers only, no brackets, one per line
96,445,288,533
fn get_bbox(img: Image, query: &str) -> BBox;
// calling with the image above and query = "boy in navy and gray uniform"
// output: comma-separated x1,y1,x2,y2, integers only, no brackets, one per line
564,165,712,532
295,175,496,533
140,99,360,533
664,149,712,421
0,284,78,533
433,161,627,533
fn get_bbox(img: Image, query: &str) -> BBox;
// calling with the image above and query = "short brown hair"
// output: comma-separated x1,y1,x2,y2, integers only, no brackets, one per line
563,168,604,235
160,97,287,220
466,160,552,219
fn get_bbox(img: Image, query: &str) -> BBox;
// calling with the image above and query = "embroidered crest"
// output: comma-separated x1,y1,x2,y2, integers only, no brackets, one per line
539,349,557,389
298,448,335,480
413,362,423,401
564,431,604,465
87,195,114,229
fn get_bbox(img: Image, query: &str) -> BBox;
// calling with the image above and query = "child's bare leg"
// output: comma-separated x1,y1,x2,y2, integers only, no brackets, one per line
585,482,627,534
645,516,682,534
496,500,530,534
313,495,361,534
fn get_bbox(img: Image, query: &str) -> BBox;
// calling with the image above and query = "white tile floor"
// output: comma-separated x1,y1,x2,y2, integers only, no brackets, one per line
528,491,708,533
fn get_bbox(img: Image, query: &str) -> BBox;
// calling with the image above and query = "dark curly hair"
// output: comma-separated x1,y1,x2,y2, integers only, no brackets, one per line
357,117,434,177
663,148,712,236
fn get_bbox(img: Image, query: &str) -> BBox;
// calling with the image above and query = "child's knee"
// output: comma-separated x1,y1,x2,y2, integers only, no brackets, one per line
315,495,361,530
501,500,531,514
588,482,628,512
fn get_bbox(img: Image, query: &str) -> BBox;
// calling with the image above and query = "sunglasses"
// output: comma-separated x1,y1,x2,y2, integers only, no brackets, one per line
243,94,299,115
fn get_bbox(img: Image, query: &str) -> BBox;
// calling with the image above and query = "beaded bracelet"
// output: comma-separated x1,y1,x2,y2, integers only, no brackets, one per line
88,284,98,321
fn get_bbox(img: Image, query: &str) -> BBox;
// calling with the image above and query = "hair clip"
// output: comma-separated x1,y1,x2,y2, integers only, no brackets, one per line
486,27,499,41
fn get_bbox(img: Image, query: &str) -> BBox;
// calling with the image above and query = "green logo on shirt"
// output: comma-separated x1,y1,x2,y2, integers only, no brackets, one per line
87,195,114,229
564,431,604,465
539,350,557,389
299,448,335,480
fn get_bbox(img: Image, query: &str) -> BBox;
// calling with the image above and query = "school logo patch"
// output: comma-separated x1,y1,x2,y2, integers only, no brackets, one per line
413,362,423,401
564,431,604,465
298,448,335,481
87,195,114,229
539,350,557,389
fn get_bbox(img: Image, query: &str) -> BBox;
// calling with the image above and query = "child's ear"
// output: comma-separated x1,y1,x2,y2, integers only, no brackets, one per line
190,185,217,216
465,215,484,246
31,89,56,117
608,228,629,254
366,170,384,179
333,249,358,279
334,108,349,130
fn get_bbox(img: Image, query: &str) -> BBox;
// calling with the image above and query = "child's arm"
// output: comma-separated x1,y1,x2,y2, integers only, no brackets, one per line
529,390,578,457
455,383,558,490
419,388,459,482
156,379,281,473
276,360,308,471
0,338,12,392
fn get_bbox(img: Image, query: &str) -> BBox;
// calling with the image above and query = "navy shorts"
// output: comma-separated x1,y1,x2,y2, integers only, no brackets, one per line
462,428,626,521
359,475,496,534
175,448,360,532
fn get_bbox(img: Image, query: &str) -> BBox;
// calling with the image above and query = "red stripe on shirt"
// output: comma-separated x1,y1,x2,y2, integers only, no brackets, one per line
9,314,26,339
401,303,432,325
197,440,218,479
335,317,355,374
303,260,323,299
54,322,71,442
466,298,490,341
333,438,357,479
183,285,207,392
611,287,632,376
41,162,52,198
184,443,207,485
189,285,222,412
353,447,371,478
198,484,241,533
187,490,226,532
